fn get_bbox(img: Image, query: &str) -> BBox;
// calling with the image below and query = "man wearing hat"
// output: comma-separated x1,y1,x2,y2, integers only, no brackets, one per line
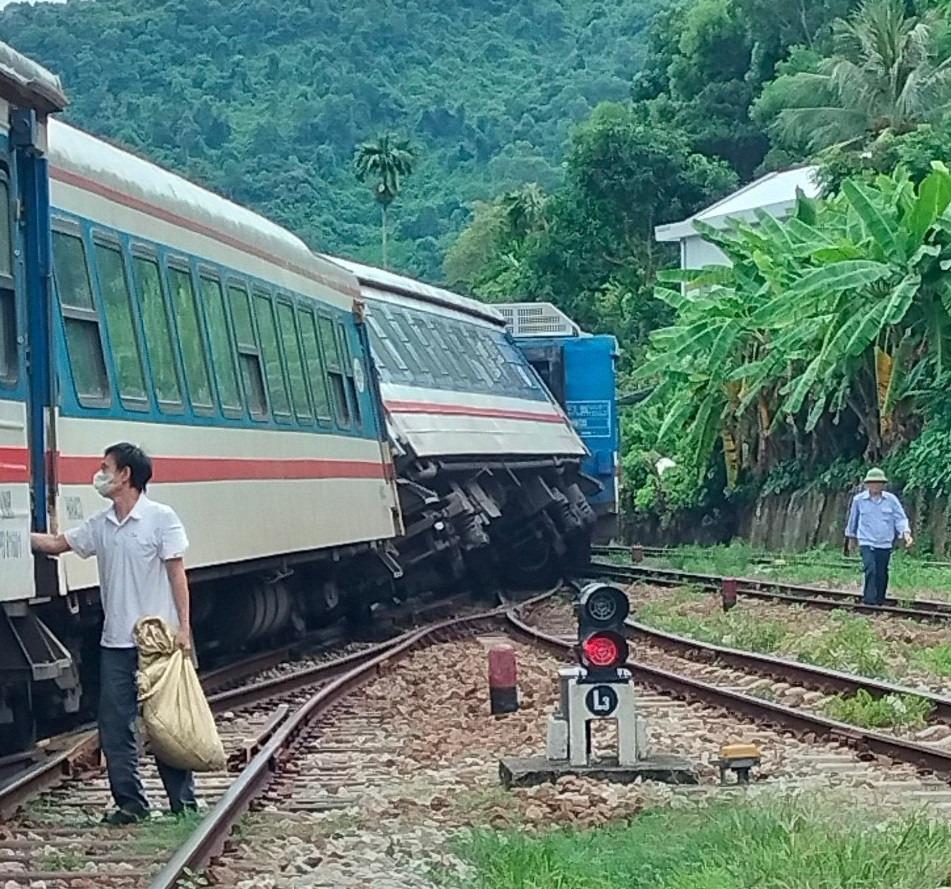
845,468,913,605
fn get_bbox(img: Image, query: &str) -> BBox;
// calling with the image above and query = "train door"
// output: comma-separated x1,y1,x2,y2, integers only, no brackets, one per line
0,46,69,750
0,104,35,608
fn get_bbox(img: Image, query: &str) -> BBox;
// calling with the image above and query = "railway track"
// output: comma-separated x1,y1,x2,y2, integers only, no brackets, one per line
593,543,951,572
0,594,531,889
9,586,951,887
589,558,951,622
153,593,951,886
518,594,951,775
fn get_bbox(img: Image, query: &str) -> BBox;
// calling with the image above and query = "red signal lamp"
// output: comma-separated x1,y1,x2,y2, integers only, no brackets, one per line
580,630,628,670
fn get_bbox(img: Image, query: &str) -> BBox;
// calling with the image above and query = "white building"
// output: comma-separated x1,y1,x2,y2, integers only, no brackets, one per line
654,166,820,269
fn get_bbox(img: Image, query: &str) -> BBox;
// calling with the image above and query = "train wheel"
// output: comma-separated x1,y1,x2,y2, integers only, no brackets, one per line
0,686,36,754
507,537,557,588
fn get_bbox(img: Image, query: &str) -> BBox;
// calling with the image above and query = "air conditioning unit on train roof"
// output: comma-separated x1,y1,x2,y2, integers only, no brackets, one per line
495,302,581,337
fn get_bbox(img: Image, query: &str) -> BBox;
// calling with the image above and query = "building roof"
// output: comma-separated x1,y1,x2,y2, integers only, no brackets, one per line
655,166,820,243
327,256,505,325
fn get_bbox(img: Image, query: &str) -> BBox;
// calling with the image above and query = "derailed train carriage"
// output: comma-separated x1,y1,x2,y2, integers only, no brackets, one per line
0,43,597,748
330,259,597,590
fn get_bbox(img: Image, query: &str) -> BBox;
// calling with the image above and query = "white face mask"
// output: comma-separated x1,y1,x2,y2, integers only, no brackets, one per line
93,470,116,498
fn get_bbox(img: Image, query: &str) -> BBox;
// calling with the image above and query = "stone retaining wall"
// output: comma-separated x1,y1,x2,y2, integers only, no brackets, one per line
623,487,951,555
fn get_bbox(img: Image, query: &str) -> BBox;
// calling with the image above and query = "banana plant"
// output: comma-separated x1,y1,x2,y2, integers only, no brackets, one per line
636,162,951,484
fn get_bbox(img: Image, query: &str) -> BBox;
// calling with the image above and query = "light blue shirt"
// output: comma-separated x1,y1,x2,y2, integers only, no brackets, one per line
845,490,910,549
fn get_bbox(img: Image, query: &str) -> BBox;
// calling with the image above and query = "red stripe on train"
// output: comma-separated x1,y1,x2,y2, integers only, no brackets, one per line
0,447,389,484
57,455,389,485
384,399,568,424
0,448,29,483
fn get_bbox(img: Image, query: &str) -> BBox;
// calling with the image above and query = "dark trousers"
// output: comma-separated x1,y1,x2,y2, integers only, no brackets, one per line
860,546,892,605
99,646,196,814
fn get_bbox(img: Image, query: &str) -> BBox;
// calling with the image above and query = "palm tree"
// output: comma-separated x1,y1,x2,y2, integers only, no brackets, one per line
772,0,951,153
500,183,549,242
354,134,416,268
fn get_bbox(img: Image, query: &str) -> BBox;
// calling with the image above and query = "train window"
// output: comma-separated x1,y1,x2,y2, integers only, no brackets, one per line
445,321,492,387
276,301,312,423
298,309,332,423
317,315,350,427
430,318,474,385
336,322,362,426
200,275,242,414
379,308,426,377
0,176,16,386
253,291,291,418
94,242,148,408
168,266,214,411
132,255,182,408
228,284,267,418
366,315,408,374
52,231,109,404
0,177,10,280
408,314,451,379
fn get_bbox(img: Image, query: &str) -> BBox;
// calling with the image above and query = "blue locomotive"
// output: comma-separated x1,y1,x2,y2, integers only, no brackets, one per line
497,303,619,542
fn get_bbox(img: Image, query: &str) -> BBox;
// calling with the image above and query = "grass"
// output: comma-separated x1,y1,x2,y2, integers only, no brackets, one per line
794,612,890,678
38,849,86,871
638,592,791,656
821,690,935,729
450,795,951,889
650,543,951,598
132,810,204,855
911,643,951,677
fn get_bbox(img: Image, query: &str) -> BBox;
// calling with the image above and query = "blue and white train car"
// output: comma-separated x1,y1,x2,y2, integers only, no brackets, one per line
0,44,401,747
496,303,620,542
330,259,596,587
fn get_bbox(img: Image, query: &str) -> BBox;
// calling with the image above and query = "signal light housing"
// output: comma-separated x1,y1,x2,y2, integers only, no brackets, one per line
576,583,630,681
581,630,629,670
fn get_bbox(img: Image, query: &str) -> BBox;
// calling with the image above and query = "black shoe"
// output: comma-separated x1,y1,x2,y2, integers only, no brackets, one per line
171,801,199,818
101,805,148,826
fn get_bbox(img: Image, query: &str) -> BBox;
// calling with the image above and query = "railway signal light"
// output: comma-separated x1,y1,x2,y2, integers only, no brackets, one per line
576,583,630,681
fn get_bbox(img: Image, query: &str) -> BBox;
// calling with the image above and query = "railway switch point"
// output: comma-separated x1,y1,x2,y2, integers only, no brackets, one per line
717,743,762,785
488,644,519,715
721,577,738,612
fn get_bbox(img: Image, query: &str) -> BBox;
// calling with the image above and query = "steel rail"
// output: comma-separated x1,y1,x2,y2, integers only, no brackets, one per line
592,543,951,571
147,592,557,889
590,559,951,622
623,619,951,722
0,729,99,819
0,633,375,820
506,609,951,776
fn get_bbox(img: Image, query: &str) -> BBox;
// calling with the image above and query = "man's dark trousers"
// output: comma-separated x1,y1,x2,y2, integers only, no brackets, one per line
99,646,196,814
859,546,892,605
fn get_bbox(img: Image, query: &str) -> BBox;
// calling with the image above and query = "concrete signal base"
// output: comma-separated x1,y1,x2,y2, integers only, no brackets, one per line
499,754,699,789
498,666,697,789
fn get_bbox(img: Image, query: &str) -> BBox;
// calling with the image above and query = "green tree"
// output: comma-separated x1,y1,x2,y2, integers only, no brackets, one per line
760,0,951,154
354,133,416,268
635,163,951,486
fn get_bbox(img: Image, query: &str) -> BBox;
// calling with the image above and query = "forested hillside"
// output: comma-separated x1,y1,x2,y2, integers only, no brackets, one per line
0,0,664,278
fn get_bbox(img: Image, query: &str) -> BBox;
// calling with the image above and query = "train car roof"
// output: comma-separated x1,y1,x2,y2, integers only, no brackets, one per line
327,256,505,325
0,41,67,112
47,120,359,299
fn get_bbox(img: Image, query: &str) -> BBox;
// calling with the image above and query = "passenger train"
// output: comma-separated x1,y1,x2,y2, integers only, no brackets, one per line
0,44,606,749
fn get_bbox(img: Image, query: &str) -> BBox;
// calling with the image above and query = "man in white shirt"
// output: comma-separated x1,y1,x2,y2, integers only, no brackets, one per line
31,443,196,825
